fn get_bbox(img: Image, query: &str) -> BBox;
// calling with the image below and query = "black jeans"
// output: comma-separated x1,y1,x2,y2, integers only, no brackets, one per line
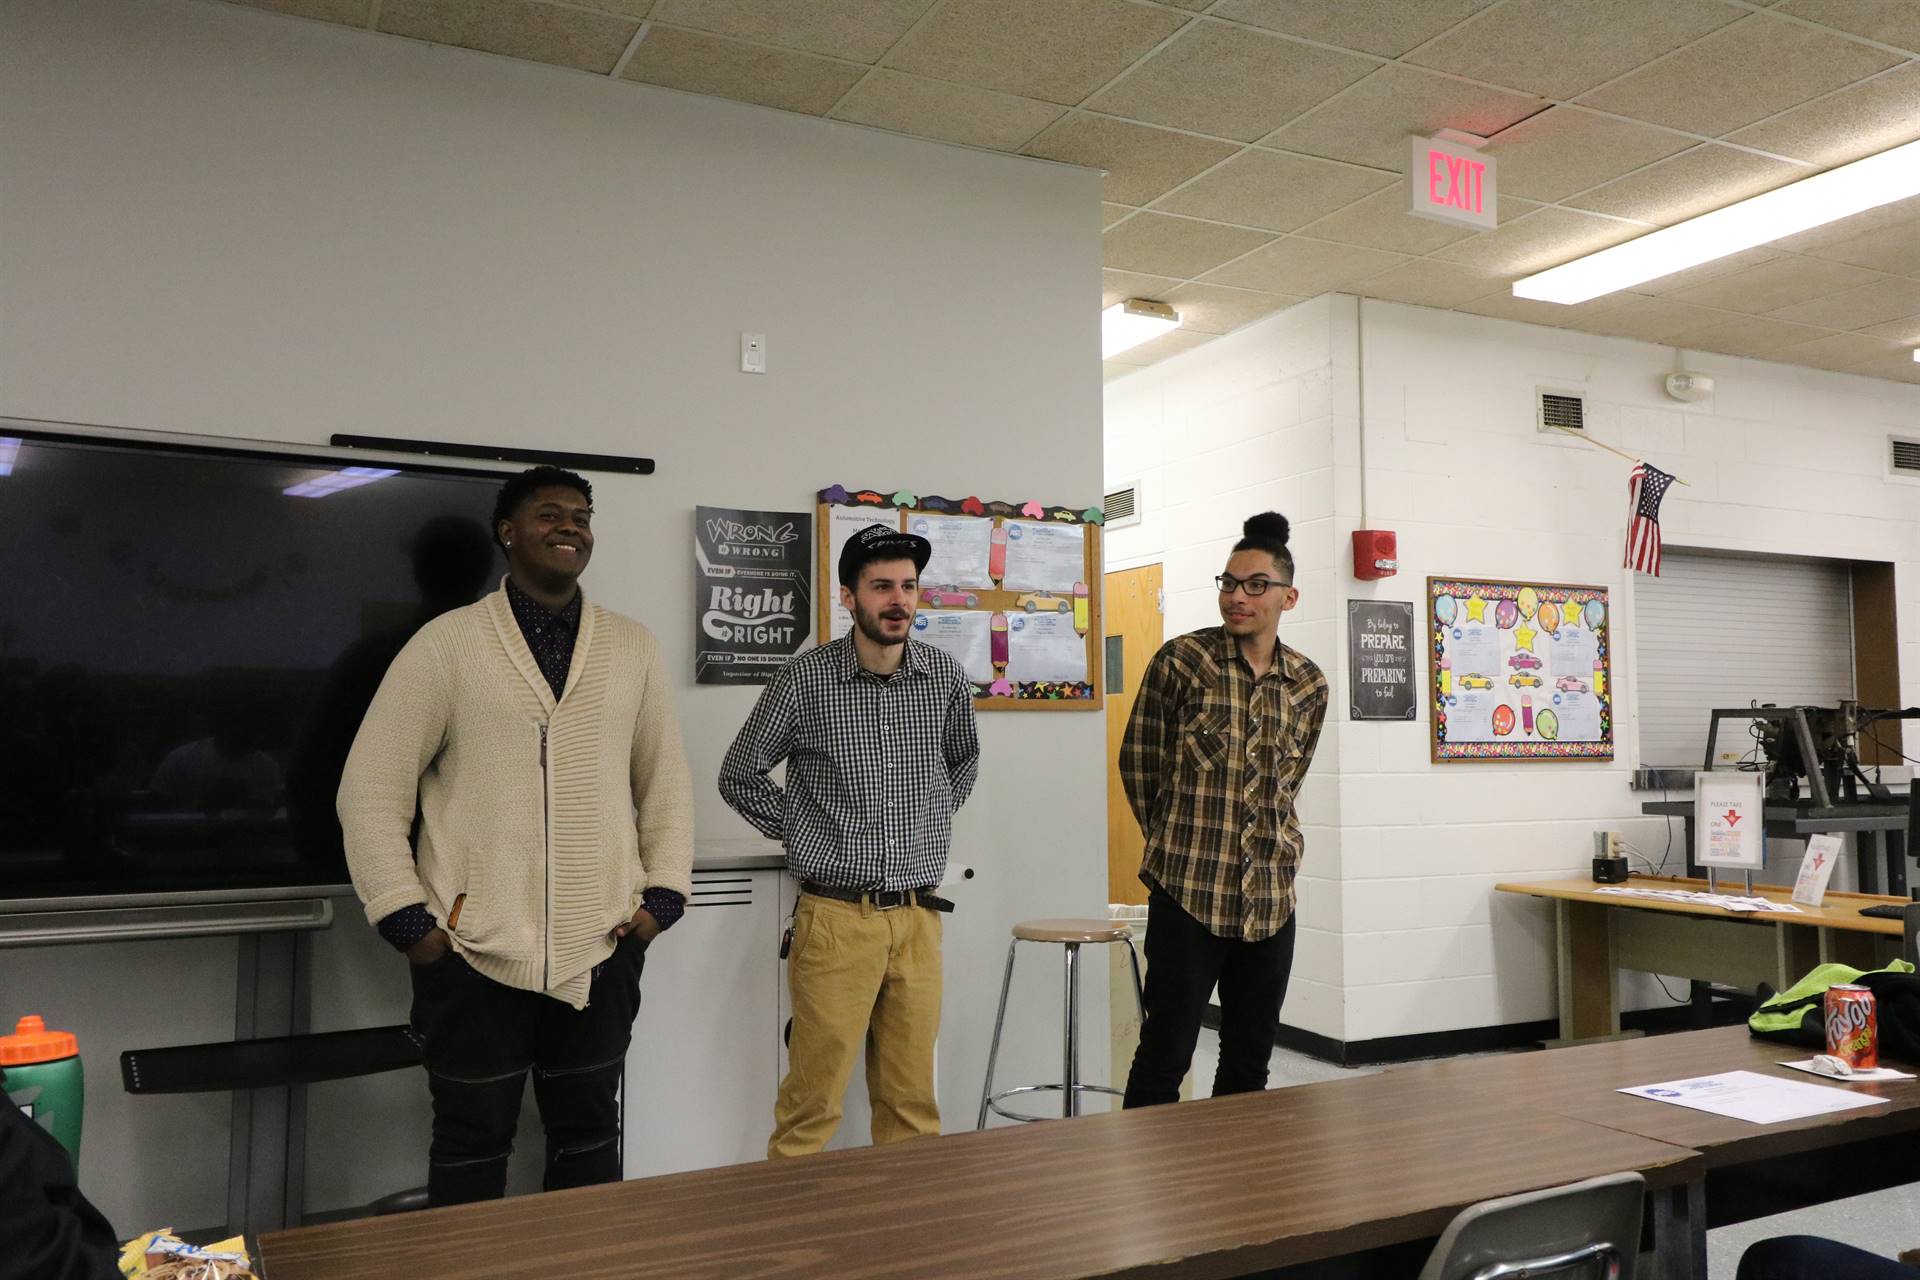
1124,885,1297,1108
1738,1237,1920,1280
407,934,647,1206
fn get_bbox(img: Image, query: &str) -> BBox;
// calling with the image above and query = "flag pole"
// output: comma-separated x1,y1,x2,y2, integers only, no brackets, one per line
1546,422,1691,485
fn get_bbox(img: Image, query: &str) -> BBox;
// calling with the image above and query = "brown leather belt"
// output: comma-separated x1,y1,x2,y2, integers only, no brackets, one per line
800,882,954,913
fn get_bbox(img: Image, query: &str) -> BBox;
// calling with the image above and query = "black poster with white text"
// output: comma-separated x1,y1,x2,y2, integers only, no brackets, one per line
1348,600,1416,721
694,505,811,685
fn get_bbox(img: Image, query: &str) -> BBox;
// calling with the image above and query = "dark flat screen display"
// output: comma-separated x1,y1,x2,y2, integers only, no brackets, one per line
0,427,506,905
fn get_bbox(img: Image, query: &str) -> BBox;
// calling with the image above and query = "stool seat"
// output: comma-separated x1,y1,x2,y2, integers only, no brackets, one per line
1012,918,1134,944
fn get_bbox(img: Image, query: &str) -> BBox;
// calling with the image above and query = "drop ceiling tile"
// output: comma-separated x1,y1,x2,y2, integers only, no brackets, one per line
885,0,1184,107
1102,204,1138,229
830,71,1063,150
1777,0,1920,54
1108,328,1219,366
620,25,864,113
225,0,372,22
651,0,930,62
1454,290,1617,327
1669,255,1885,312
1023,115,1238,206
1103,214,1276,279
1858,315,1920,344
1487,108,1696,204
1152,150,1396,233
1088,21,1375,142
1210,0,1496,59
1800,221,1920,276
1633,247,1785,295
1353,259,1503,309
1566,144,1808,226
1294,182,1476,255
1578,14,1900,137
1774,333,1909,379
1560,294,1736,344
1264,66,1542,171
1162,283,1305,333
1728,66,1920,166
1769,276,1920,329
1669,313,1834,357
1430,206,1642,276
1407,0,1741,100
1200,236,1410,295
1102,268,1182,306
380,0,641,72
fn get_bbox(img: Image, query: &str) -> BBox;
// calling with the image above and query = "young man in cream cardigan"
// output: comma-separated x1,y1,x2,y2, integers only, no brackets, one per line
339,466,693,1206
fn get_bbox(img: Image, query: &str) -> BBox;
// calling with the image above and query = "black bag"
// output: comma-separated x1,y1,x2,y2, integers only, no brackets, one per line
1858,969,1920,1062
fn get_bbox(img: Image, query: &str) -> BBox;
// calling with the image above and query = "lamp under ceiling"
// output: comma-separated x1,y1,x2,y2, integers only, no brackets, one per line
1103,298,1180,359
1513,136,1920,306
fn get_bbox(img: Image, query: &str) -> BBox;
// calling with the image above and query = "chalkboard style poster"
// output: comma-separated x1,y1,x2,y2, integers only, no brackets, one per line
694,506,812,685
1348,600,1416,721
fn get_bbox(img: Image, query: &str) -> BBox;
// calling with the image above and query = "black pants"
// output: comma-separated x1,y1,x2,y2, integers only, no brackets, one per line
1738,1237,1920,1280
1123,885,1296,1108
407,934,646,1206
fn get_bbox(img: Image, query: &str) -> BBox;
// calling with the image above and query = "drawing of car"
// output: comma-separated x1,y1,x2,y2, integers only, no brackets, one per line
1555,675,1589,693
922,588,978,607
1509,672,1543,688
1459,674,1493,691
1016,593,1071,614
1507,652,1543,671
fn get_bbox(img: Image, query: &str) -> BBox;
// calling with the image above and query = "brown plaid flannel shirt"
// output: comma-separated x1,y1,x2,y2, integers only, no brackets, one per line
1120,627,1328,941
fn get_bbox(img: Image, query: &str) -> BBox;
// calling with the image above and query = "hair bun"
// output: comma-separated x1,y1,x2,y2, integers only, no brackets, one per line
1243,512,1290,546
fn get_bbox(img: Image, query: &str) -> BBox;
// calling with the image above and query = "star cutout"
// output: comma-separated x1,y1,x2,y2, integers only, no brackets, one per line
1465,596,1488,622
1514,625,1537,652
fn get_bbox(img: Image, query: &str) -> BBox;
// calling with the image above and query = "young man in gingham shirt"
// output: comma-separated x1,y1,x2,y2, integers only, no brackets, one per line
720,523,980,1157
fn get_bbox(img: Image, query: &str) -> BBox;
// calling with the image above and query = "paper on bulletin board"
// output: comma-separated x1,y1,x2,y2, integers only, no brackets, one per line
911,610,994,683
1696,770,1765,870
909,513,995,590
1429,579,1612,760
827,505,898,641
1000,520,1083,592
1005,612,1086,683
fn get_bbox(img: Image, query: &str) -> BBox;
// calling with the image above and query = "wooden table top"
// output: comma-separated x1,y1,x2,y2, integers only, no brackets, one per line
1393,1026,1920,1171
259,1071,1699,1280
1495,874,1907,936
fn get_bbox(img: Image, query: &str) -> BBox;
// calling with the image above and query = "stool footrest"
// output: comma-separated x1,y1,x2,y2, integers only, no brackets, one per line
986,1082,1124,1124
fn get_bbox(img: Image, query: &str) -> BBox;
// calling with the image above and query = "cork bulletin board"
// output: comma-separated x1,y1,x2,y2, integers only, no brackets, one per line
817,485,1104,712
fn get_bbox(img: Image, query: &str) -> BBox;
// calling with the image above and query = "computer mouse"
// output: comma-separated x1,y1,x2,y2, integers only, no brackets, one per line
1813,1054,1855,1077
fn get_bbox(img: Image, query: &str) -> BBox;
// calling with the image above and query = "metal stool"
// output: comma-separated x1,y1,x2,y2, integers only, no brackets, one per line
977,918,1145,1127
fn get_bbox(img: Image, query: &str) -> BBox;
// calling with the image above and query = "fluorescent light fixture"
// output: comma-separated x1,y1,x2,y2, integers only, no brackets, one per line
1513,137,1920,305
1912,348,1919,362
1103,298,1180,359
283,465,399,498
0,438,19,478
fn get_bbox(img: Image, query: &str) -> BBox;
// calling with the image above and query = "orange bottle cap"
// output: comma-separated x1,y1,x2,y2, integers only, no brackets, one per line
0,1015,78,1065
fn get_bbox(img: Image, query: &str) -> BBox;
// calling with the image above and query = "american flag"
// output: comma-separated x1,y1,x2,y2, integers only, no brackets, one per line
1624,462,1675,576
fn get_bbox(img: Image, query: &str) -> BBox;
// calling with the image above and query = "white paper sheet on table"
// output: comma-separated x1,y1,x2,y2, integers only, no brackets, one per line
1591,886,1803,914
908,514,995,590
910,611,994,683
1618,1070,1889,1124
1778,1059,1916,1083
827,506,896,641
1000,520,1083,592
1005,612,1086,683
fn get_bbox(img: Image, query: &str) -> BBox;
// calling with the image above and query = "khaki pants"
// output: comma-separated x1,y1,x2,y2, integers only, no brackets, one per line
769,894,942,1159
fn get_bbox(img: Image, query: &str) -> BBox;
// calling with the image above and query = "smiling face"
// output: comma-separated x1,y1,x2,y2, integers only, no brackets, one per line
498,484,594,587
1217,548,1297,638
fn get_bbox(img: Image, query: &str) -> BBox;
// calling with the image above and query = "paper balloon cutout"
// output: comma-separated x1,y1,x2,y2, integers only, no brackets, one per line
1434,595,1457,626
1537,601,1560,634
1495,599,1519,629
1585,599,1605,629
1535,708,1560,741
1517,586,1538,620
1492,704,1516,736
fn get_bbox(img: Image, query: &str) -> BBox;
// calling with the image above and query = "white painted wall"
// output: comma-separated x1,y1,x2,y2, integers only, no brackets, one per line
1108,295,1920,1047
0,0,1105,1230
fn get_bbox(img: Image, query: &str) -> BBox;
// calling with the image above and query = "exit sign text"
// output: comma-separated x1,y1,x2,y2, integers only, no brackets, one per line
1408,136,1497,230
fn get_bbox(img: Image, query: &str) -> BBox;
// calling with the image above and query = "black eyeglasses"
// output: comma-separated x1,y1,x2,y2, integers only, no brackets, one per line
1216,573,1290,596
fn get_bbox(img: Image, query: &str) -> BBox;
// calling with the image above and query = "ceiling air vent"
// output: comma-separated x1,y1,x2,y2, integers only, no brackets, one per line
1104,482,1141,530
1537,390,1586,435
1891,435,1920,478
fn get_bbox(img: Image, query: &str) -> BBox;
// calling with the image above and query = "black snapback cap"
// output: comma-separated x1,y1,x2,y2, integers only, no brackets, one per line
839,522,932,585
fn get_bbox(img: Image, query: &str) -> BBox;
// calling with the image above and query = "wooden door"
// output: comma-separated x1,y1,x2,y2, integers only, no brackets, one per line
1106,563,1164,906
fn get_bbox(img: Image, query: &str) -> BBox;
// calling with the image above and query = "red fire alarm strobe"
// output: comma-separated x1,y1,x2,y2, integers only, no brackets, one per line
1353,530,1397,581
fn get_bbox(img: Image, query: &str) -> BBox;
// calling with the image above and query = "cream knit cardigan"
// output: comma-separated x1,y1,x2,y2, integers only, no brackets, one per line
338,584,694,1009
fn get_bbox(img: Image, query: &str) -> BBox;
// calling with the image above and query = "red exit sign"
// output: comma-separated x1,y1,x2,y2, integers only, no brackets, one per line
1408,135,1497,230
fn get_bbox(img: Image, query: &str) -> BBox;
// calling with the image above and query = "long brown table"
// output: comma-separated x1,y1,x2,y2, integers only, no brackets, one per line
258,1070,1700,1280
1394,1025,1920,1279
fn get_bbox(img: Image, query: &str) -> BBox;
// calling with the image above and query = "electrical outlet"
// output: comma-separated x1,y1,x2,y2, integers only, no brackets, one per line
741,332,766,375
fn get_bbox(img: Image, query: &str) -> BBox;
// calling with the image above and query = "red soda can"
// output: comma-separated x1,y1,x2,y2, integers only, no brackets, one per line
1825,984,1878,1069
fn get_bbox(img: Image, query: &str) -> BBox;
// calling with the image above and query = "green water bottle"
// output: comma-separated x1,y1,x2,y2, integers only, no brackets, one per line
2,1015,84,1170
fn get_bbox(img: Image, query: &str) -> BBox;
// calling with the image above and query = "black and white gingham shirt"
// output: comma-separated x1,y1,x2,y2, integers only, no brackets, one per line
719,636,981,891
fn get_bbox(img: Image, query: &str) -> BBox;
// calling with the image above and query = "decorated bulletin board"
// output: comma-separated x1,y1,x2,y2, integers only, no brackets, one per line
1428,576,1613,761
817,485,1104,711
